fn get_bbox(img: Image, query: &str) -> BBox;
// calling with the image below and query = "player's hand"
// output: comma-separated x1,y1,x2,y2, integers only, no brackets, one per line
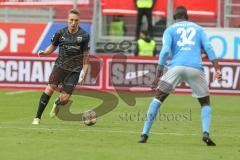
79,71,86,86
38,50,46,57
151,77,159,90
214,70,222,81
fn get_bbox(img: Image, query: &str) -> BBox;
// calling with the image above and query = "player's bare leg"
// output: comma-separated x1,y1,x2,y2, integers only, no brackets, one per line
198,96,216,146
32,84,56,125
50,91,71,118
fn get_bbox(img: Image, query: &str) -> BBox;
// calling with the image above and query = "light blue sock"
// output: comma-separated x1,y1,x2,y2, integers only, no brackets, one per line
142,98,161,135
201,105,212,133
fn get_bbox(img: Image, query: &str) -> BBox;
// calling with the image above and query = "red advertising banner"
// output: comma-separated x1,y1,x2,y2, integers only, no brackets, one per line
0,23,46,54
106,57,240,95
0,56,102,90
0,55,239,95
176,62,240,95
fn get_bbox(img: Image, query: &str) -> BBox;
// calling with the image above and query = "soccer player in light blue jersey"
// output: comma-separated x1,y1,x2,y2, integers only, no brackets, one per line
138,6,222,146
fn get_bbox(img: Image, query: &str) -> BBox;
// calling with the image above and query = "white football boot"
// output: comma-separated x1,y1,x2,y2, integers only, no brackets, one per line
32,118,40,125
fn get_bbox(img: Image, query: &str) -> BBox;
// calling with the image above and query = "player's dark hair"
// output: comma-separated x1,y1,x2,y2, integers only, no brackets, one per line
68,8,80,16
173,6,188,20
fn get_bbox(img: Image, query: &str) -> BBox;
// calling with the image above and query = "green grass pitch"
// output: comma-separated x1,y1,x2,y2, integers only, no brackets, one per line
0,90,239,160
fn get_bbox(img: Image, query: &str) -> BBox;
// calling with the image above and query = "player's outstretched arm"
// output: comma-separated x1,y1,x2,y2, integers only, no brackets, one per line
152,29,171,90
38,44,57,57
200,29,222,82
79,51,89,85
153,54,168,90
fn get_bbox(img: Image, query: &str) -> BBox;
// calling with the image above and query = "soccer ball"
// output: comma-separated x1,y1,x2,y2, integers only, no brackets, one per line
82,110,97,126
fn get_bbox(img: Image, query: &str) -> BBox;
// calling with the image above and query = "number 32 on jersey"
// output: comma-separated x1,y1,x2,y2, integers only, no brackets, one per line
177,27,196,47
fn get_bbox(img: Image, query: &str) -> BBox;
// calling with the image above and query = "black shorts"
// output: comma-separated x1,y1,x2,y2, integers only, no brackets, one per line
48,65,81,94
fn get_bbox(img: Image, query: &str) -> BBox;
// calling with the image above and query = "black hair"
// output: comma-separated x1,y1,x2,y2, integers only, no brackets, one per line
173,6,188,20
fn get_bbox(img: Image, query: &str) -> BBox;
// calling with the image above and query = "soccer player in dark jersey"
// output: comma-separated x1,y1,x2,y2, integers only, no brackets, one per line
32,9,90,125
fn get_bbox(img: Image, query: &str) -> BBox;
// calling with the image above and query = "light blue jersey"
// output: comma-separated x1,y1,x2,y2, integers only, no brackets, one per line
158,21,217,70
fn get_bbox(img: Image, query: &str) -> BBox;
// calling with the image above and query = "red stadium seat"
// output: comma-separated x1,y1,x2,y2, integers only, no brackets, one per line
101,0,218,19
174,0,218,18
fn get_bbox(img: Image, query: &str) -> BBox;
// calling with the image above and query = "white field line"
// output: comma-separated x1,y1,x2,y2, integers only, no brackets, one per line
0,126,239,138
5,90,36,95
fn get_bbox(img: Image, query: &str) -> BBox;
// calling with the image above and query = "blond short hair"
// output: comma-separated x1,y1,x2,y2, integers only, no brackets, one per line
68,8,80,16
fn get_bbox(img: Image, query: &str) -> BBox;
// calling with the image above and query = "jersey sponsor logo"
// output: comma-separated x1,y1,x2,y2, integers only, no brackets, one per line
63,45,81,50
